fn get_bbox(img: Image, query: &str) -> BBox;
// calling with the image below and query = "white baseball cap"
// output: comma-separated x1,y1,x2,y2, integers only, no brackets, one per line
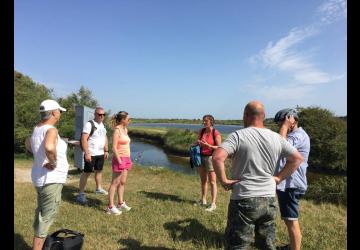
39,99,67,112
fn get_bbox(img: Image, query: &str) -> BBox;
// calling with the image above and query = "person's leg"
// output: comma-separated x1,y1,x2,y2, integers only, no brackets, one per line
225,199,256,250
284,220,302,250
94,170,103,190
198,165,208,204
206,156,217,207
117,170,129,204
93,155,105,190
33,184,63,250
79,172,91,193
32,236,45,250
254,197,277,250
108,172,121,208
277,189,303,250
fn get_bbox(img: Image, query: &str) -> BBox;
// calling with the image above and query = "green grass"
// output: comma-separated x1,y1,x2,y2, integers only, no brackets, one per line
14,159,346,250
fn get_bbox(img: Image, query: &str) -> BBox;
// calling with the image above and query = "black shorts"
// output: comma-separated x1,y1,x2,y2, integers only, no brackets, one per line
83,155,105,173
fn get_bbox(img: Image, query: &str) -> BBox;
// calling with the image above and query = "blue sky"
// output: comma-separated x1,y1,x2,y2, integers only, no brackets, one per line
15,0,347,119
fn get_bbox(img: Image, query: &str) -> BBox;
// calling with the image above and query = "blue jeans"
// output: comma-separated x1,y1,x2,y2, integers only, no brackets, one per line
225,197,277,250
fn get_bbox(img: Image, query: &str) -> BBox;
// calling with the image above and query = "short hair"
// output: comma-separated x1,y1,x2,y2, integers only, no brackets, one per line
202,114,215,126
40,110,52,120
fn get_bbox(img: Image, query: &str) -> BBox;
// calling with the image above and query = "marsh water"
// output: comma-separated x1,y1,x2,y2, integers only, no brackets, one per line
129,123,242,175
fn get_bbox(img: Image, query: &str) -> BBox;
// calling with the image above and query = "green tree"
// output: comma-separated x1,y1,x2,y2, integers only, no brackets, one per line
298,106,347,172
14,71,53,152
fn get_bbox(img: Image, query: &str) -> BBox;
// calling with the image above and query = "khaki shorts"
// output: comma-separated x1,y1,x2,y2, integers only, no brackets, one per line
33,183,63,237
201,155,214,172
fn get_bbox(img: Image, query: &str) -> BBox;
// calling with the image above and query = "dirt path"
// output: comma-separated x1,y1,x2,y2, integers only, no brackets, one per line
14,167,79,183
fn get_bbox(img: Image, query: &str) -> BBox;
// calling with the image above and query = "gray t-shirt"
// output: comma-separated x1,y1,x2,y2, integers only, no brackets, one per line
220,127,296,199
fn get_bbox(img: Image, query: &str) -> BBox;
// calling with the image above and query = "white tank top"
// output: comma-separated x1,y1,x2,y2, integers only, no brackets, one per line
31,124,69,187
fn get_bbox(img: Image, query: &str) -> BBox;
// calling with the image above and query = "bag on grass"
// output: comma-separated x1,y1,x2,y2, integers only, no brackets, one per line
42,228,84,250
189,145,201,168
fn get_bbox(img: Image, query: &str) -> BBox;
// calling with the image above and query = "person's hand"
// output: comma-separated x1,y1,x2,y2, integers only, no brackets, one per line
104,152,109,160
221,179,240,191
273,176,281,185
117,158,122,164
84,153,92,163
43,162,56,171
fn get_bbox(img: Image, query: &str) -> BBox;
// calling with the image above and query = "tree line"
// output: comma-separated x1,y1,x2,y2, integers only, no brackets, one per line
14,70,347,173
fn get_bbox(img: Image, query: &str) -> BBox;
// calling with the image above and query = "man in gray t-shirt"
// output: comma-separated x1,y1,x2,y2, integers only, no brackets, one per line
212,101,303,250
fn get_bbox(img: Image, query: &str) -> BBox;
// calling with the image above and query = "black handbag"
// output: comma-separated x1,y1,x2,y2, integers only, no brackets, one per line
42,229,84,250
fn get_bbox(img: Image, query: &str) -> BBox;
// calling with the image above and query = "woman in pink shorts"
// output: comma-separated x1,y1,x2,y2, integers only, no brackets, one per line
106,111,133,215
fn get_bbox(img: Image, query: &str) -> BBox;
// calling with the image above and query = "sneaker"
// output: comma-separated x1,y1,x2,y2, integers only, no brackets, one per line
117,202,131,212
205,203,216,212
194,200,207,207
76,193,88,205
106,206,122,215
95,188,108,195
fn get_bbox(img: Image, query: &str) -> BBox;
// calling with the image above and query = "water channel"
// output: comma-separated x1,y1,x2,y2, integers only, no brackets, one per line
129,123,242,175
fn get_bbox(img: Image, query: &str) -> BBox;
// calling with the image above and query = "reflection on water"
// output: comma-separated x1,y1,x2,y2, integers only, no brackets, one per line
130,139,197,175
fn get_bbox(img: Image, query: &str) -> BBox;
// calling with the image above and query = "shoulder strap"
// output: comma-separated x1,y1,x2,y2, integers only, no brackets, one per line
88,120,96,137
200,128,206,138
212,128,217,145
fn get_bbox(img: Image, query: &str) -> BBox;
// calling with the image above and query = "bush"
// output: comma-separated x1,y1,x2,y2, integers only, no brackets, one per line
298,107,347,172
305,176,347,205
163,128,198,155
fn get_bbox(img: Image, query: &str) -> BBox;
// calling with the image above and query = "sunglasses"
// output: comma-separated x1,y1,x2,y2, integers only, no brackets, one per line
96,113,106,117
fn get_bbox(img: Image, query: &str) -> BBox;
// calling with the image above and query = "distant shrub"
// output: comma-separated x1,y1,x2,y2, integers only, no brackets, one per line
163,128,198,155
298,107,347,173
305,176,347,205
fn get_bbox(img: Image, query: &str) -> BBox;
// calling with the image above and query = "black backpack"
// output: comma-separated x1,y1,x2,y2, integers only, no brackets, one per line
42,229,84,250
79,120,96,151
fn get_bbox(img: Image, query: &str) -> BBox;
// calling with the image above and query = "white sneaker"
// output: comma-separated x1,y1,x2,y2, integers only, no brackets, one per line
95,188,108,195
106,206,122,215
205,203,216,212
117,202,131,212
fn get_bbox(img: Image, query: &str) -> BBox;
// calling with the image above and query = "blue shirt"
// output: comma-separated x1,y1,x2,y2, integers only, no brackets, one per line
275,127,310,193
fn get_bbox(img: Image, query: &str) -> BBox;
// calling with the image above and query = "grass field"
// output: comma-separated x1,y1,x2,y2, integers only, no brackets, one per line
14,158,346,249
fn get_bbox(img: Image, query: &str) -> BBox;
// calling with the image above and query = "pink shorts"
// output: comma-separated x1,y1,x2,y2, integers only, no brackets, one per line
112,156,132,172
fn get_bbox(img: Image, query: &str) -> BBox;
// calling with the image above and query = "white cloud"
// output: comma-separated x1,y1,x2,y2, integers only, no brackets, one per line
240,83,313,101
318,0,347,24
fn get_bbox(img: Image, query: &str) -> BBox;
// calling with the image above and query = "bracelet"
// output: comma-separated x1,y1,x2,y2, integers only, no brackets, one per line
104,150,109,152
49,161,57,166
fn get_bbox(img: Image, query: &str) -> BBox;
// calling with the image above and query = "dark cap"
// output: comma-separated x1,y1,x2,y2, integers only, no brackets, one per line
274,108,298,123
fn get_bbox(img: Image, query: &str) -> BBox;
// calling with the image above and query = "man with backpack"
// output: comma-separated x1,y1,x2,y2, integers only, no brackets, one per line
76,107,109,205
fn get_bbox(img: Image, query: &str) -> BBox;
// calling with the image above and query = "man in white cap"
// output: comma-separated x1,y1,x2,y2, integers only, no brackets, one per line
25,99,69,250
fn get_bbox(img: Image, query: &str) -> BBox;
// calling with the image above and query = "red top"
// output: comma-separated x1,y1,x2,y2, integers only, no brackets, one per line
198,128,220,156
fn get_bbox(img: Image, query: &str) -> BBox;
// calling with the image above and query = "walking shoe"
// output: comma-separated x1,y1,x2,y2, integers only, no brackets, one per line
205,203,216,212
76,193,88,205
194,200,207,207
95,188,108,195
106,206,122,215
117,202,131,212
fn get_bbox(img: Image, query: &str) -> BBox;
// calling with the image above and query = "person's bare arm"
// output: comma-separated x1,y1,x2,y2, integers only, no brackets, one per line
112,128,122,164
25,137,32,154
212,147,240,190
82,133,91,163
104,136,109,160
43,128,58,170
274,150,303,184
